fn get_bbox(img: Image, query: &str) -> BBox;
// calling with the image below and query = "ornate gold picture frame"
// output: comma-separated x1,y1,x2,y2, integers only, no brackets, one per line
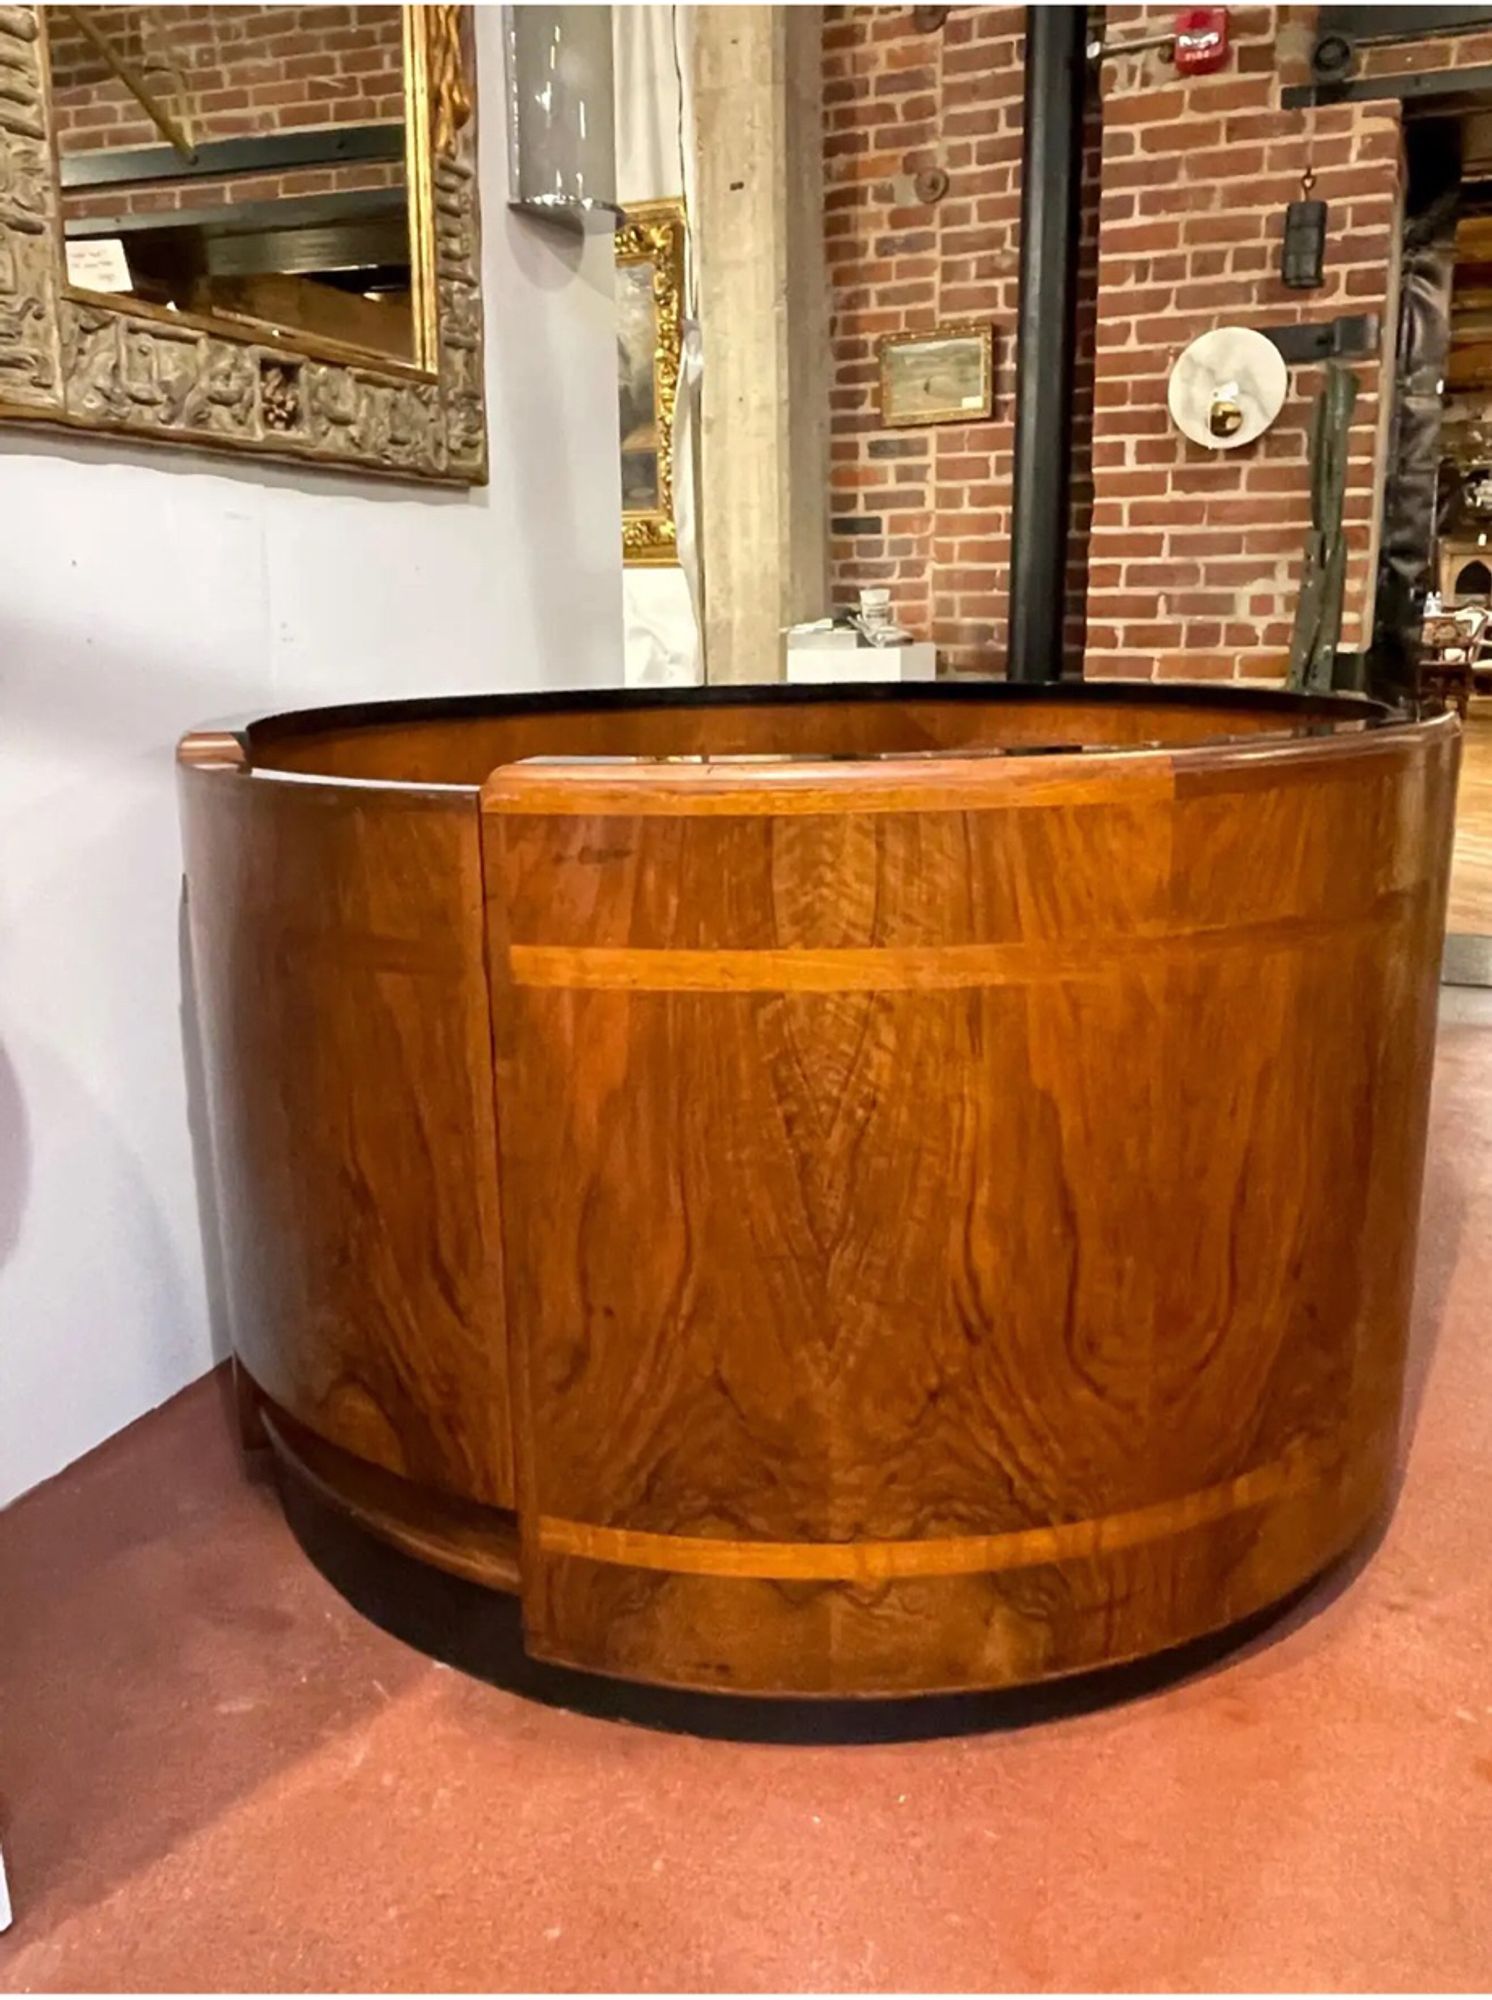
0,5,486,484
878,320,994,428
616,197,683,566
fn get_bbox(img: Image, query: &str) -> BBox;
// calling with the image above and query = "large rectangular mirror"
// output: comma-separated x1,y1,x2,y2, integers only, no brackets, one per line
0,4,485,482
47,4,417,365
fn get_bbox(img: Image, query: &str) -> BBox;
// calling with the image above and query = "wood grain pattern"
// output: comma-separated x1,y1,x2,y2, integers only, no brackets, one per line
258,1395,520,1592
482,712,1459,1695
179,686,1458,1700
503,910,1416,993
535,1444,1325,1577
480,753,1179,817
178,756,513,1507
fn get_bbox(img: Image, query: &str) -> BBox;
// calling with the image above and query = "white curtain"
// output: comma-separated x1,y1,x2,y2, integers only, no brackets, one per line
613,4,685,207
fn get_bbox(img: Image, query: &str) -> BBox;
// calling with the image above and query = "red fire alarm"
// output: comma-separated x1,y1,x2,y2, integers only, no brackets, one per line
1173,6,1229,75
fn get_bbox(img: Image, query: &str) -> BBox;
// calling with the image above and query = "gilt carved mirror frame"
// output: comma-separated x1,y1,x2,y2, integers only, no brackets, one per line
0,4,487,484
617,197,683,567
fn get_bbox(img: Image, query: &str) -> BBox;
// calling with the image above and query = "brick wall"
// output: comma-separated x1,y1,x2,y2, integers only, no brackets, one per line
818,5,1492,684
1084,5,1402,680
48,5,404,149
1067,76,1105,669
820,4,1102,674
48,5,404,227
60,158,403,229
822,5,1029,671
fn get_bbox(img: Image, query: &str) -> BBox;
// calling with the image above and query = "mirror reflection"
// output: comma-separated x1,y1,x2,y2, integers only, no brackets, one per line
617,257,659,513
46,3,415,364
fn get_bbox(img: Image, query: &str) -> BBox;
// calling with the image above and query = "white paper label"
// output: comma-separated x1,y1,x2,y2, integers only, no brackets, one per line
66,238,132,292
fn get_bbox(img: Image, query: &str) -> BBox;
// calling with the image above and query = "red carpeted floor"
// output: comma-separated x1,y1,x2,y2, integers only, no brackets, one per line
3,996,1492,1993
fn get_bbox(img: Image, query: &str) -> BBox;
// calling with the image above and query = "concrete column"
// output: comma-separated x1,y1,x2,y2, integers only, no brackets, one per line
692,5,830,684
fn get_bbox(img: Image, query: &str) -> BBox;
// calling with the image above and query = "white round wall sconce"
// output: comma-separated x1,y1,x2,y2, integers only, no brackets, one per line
1167,327,1288,449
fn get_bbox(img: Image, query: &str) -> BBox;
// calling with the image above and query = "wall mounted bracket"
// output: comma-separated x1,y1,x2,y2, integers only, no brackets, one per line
1260,314,1381,365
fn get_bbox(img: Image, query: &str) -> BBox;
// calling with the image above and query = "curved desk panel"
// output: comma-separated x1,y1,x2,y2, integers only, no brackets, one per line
179,684,1460,1698
178,744,513,1512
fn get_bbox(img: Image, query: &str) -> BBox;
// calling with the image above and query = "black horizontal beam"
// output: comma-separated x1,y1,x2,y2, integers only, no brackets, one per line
1261,314,1382,364
1284,60,1492,107
1318,4,1492,44
59,123,404,192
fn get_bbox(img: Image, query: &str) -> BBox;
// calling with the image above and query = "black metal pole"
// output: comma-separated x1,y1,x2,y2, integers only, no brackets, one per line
1007,6,1087,684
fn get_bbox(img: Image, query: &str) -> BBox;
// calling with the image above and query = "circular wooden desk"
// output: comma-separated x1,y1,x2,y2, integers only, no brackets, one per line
178,682,1459,1698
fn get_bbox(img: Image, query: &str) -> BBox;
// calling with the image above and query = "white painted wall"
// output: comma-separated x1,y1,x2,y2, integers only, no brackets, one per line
0,11,623,1509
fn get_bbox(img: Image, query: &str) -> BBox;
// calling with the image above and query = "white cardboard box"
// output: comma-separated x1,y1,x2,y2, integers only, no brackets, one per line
786,640,937,683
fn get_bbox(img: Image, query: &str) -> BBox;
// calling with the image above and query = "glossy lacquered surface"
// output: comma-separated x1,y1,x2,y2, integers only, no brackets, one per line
179,683,1460,1697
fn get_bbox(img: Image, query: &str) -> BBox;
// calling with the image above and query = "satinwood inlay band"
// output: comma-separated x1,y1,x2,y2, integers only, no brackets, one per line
537,1446,1326,1581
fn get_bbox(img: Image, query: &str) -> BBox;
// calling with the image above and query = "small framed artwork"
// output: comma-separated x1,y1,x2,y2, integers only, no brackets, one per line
877,321,995,427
